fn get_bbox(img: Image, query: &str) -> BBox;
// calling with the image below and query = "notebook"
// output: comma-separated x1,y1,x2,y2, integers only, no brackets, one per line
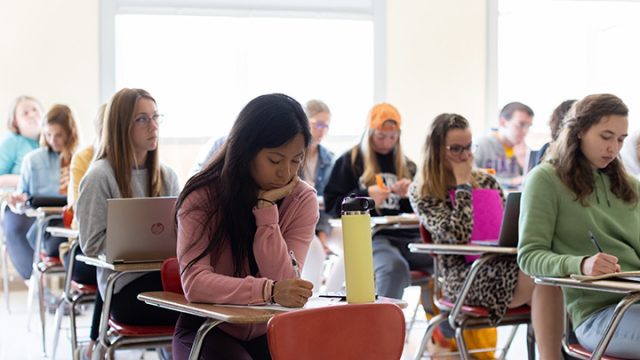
571,271,640,282
101,196,177,264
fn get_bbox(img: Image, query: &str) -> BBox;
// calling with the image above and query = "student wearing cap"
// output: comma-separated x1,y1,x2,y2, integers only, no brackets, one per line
324,103,432,300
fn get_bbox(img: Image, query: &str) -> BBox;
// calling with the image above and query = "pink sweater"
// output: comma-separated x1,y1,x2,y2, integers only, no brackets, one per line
177,180,318,340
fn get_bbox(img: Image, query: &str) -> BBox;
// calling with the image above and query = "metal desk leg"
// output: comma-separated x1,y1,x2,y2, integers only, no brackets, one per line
188,318,223,360
591,292,640,359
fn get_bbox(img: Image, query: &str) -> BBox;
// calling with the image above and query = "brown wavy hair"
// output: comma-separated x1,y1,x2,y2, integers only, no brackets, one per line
547,93,637,206
417,113,477,200
41,104,79,164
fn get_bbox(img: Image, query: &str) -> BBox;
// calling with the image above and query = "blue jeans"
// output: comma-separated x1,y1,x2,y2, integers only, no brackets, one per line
371,230,432,300
3,208,35,280
575,303,640,358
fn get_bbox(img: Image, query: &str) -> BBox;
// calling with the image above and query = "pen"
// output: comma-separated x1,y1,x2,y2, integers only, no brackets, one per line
289,250,300,278
589,231,603,253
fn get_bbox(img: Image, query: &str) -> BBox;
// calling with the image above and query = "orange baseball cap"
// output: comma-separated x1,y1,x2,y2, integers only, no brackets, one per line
369,103,401,131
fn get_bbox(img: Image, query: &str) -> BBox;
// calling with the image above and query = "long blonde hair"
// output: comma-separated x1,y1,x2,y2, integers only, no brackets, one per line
96,88,164,198
351,124,411,187
417,113,475,200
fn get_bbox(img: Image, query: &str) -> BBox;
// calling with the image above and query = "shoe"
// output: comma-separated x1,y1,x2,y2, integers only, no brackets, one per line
74,344,92,360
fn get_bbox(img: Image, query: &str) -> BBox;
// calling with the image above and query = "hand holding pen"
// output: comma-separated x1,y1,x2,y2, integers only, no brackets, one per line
581,231,621,276
270,250,313,308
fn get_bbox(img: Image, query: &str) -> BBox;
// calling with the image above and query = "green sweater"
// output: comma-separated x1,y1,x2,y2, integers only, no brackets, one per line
518,162,640,329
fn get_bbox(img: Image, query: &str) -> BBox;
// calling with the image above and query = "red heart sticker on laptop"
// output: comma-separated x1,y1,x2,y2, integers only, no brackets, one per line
151,223,165,235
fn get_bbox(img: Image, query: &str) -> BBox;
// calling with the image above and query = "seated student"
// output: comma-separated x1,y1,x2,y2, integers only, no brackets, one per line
519,94,640,359
620,128,640,178
323,102,431,300
77,88,180,333
474,102,534,190
6,104,78,280
410,113,563,359
0,95,43,188
173,93,316,360
300,99,335,256
532,99,577,166
1,96,43,280
63,103,106,360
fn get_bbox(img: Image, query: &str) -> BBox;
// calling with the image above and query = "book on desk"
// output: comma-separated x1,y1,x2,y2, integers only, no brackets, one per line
571,270,640,282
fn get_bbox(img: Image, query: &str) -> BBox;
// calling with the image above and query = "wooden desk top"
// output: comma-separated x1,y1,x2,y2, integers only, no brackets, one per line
534,276,640,294
137,291,408,324
139,292,286,324
76,255,163,272
329,214,419,228
408,243,518,255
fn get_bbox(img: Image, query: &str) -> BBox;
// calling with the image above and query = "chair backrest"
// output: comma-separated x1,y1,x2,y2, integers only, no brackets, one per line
267,303,405,360
419,223,432,244
161,257,184,294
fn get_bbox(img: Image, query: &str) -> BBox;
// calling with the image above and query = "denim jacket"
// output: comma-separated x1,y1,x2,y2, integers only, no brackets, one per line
18,148,63,197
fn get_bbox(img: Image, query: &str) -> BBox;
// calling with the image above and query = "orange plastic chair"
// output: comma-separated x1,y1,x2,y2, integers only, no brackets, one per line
267,303,405,360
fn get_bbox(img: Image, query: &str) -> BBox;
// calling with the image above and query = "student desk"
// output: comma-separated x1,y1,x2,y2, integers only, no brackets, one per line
408,243,518,256
534,276,640,359
45,226,78,239
329,213,420,233
408,243,522,360
137,291,407,360
76,255,168,355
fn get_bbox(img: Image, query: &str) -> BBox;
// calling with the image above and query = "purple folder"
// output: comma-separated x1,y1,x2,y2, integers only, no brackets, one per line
450,188,504,263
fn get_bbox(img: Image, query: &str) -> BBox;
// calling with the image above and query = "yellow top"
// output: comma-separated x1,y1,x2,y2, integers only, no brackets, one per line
67,145,95,208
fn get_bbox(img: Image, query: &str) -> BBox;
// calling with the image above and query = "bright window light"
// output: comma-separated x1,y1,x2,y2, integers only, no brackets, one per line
115,14,374,139
498,0,640,145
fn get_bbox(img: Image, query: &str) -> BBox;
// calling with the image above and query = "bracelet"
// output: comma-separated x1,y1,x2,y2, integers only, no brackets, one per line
270,281,277,303
257,198,276,206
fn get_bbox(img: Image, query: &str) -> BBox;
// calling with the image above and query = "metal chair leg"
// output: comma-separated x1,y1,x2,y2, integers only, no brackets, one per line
526,323,536,360
1,242,10,313
455,322,471,360
26,274,37,331
38,268,47,356
414,313,448,360
51,298,65,359
497,325,519,360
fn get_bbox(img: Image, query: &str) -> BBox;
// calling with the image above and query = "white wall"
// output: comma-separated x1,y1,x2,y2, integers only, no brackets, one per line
0,0,489,180
0,0,100,146
386,0,488,164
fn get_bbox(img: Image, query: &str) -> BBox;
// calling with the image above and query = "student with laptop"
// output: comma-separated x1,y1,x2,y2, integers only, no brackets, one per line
173,94,317,360
76,89,180,340
410,113,563,360
519,94,640,358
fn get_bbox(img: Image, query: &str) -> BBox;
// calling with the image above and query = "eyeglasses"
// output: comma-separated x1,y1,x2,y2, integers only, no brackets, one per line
445,143,474,155
134,114,164,127
513,121,532,130
311,121,330,130
373,131,400,142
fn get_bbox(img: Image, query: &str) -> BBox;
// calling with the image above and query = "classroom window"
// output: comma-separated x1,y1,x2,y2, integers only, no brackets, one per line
497,0,640,146
114,14,375,139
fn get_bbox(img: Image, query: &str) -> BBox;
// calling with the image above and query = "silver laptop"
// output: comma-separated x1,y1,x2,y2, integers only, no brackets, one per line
102,196,177,264
497,192,521,247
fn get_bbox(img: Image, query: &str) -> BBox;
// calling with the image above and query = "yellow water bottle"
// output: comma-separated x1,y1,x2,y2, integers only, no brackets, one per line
341,196,376,303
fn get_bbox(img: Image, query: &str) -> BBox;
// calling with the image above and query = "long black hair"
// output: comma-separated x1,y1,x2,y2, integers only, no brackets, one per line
177,93,312,276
